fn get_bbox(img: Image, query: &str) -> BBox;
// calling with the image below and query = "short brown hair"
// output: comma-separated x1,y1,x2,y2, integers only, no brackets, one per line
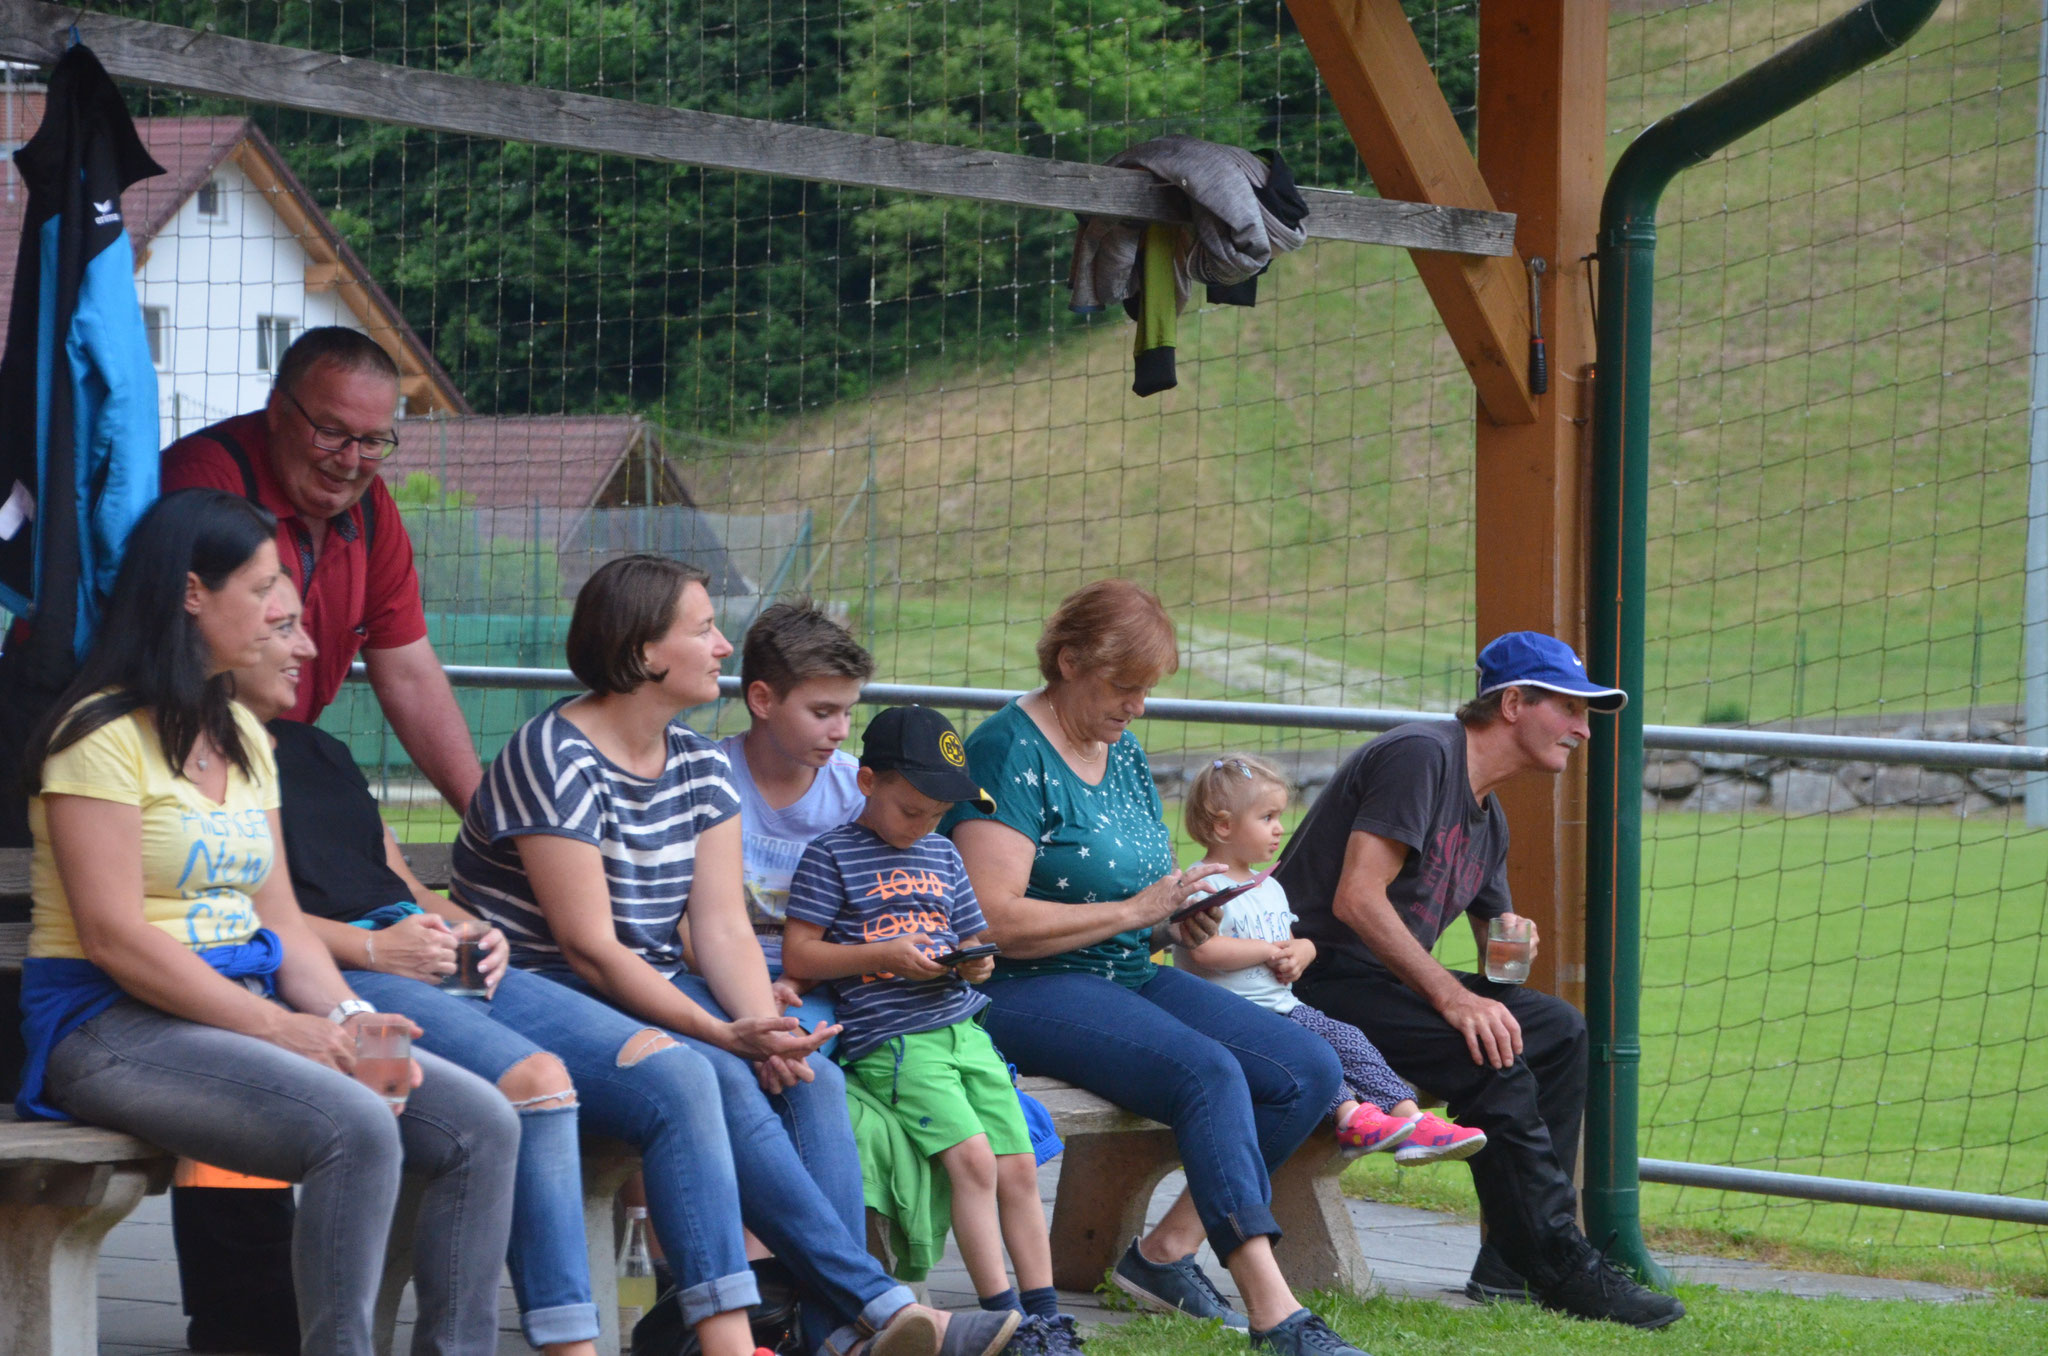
1183,754,1288,850
566,555,711,695
740,599,874,698
275,326,400,394
1455,685,1552,729
1037,579,1180,688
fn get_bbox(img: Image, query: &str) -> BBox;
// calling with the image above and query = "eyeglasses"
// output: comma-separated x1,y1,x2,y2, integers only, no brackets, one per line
285,390,399,461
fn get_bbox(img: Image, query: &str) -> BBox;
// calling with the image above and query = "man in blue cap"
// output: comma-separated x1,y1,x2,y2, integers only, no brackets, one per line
1273,632,1685,1330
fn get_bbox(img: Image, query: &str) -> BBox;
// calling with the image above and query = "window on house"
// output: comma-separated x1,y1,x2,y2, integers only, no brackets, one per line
195,178,221,217
255,316,294,371
142,306,168,367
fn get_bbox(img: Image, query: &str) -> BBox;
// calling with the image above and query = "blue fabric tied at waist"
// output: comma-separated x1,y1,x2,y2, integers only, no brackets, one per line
347,901,423,930
14,927,284,1120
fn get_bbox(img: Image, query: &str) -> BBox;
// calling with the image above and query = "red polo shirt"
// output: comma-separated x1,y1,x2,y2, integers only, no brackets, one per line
161,412,429,723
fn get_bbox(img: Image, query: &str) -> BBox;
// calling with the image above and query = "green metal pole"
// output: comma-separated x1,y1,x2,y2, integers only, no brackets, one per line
1585,0,1940,1284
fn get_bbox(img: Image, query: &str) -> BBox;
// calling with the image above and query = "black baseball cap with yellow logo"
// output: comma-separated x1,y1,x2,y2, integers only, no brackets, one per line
859,705,996,812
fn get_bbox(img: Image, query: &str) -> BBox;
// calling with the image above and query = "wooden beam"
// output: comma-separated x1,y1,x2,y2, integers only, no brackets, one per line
1285,0,1536,424
1472,2,1609,1007
0,2,1515,257
303,259,353,292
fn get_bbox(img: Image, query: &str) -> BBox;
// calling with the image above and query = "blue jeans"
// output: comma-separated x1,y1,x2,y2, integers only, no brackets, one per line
348,969,599,1347
557,969,916,1354
980,965,1343,1262
468,968,760,1332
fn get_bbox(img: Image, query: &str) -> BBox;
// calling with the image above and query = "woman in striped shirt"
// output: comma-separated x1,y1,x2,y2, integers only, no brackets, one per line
453,555,1014,1356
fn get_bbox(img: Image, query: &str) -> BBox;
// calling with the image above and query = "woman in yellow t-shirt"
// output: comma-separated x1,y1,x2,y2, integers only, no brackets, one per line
16,489,517,1356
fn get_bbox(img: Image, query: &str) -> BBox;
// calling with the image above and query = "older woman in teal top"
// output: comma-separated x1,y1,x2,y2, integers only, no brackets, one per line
945,580,1367,1356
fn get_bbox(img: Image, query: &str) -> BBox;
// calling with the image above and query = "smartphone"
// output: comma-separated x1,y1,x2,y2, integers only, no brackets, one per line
932,943,1000,967
1169,869,1272,923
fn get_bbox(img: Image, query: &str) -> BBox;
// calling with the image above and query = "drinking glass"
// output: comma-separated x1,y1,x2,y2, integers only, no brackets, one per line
1484,915,1535,985
353,1014,412,1114
440,920,491,998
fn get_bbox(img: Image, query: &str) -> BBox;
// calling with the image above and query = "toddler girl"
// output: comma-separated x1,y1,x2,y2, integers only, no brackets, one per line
1174,755,1487,1163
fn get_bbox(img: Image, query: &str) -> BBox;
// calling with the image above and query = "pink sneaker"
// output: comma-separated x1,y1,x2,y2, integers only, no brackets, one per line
1392,1111,1487,1164
1335,1105,1417,1158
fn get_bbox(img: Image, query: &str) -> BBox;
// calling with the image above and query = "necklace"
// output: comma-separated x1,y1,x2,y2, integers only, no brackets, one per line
1044,691,1106,764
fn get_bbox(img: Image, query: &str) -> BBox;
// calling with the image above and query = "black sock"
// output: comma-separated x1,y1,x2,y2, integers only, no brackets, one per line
979,1288,1021,1314
1020,1286,1060,1319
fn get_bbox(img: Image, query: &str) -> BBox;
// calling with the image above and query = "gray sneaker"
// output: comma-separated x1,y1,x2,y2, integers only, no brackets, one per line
1248,1308,1372,1356
1110,1238,1249,1330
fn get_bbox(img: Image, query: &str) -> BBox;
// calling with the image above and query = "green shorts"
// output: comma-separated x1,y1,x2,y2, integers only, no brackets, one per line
846,1020,1033,1159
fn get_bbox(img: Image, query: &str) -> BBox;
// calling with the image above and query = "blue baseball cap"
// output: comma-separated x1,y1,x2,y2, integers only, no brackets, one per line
1475,632,1627,711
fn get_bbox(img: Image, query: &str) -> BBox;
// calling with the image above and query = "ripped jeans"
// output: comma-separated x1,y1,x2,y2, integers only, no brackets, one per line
476,968,760,1331
348,969,606,1348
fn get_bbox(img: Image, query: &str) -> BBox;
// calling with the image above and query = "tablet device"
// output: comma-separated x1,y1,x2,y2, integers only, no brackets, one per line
1169,869,1272,923
933,943,1000,967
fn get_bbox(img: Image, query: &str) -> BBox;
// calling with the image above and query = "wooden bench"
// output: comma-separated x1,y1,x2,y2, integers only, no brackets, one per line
2,845,1375,1356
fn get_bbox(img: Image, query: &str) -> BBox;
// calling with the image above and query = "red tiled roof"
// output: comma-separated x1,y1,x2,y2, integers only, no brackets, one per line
401,415,691,514
1,96,244,353
0,92,465,413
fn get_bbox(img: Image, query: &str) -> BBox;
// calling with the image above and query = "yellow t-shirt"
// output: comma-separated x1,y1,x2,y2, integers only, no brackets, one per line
28,701,281,960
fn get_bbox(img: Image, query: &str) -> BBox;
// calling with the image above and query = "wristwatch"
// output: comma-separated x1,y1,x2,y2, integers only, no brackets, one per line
327,998,375,1025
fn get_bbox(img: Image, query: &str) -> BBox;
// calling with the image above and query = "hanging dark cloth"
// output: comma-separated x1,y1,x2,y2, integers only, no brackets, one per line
0,41,163,845
1068,137,1310,396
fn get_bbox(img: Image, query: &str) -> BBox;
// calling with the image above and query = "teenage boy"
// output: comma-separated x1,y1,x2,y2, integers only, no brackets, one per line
782,707,1081,1356
714,600,875,1037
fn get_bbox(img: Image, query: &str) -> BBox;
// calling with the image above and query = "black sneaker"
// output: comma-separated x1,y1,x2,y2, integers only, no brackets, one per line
1536,1239,1686,1330
1463,1240,1533,1304
1248,1308,1373,1356
1110,1237,1249,1329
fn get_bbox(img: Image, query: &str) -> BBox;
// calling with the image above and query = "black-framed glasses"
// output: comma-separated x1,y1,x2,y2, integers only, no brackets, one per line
285,389,399,461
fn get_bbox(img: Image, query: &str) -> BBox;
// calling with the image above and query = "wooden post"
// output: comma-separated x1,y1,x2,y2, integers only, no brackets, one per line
1473,2,1608,1008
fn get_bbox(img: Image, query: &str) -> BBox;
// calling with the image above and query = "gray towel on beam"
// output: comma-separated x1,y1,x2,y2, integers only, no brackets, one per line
1068,136,1309,315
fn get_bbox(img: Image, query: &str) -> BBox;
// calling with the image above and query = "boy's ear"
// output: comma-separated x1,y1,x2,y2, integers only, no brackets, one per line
744,678,777,722
856,765,877,795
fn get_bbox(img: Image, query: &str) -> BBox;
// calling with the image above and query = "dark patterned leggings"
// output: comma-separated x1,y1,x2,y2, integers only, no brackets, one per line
1285,1001,1415,1116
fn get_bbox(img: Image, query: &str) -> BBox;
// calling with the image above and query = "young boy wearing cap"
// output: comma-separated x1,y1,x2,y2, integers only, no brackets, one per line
781,707,1083,1356
1275,632,1686,1332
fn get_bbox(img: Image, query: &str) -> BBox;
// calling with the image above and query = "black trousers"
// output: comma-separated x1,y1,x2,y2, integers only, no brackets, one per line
171,1186,300,1354
1296,950,1587,1286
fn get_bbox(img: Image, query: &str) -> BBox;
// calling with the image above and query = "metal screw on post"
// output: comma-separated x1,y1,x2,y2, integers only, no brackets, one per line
1527,256,1550,395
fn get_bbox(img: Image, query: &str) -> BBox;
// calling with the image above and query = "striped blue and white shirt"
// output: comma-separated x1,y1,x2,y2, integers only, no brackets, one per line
450,698,741,977
785,823,990,1061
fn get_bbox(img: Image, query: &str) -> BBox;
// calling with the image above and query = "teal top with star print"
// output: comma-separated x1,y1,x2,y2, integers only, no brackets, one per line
940,698,1177,988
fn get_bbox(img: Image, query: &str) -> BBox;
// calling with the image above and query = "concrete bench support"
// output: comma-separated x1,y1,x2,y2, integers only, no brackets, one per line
1020,1077,1373,1297
0,1136,172,1356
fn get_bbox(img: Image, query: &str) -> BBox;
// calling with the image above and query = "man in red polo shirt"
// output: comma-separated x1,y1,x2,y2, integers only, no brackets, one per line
161,326,481,809
157,327,483,1355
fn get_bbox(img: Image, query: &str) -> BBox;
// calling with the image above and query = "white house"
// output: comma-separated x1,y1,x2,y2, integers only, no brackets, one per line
1,85,466,445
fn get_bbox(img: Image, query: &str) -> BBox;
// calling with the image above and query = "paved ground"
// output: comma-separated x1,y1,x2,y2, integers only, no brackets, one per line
96,1158,1984,1355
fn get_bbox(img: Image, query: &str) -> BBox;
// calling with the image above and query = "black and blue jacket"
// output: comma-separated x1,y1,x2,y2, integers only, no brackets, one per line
0,42,162,683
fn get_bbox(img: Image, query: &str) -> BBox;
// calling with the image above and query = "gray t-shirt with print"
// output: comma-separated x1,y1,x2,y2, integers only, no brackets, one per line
1273,720,1510,968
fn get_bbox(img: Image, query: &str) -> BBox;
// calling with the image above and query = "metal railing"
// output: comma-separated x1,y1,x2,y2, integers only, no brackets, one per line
371,662,2048,773
354,660,2048,1224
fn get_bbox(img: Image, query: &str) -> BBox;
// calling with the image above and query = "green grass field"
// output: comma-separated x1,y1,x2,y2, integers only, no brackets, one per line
1083,1288,2045,1356
1346,810,2048,1296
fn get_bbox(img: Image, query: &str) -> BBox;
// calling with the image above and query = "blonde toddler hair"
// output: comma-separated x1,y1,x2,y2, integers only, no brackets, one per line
1183,753,1289,851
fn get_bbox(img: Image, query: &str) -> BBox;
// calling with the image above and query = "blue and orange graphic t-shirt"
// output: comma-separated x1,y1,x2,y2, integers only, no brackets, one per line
785,822,990,1061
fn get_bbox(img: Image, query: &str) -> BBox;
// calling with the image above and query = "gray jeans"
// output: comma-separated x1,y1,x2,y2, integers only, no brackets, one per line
46,998,519,1356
